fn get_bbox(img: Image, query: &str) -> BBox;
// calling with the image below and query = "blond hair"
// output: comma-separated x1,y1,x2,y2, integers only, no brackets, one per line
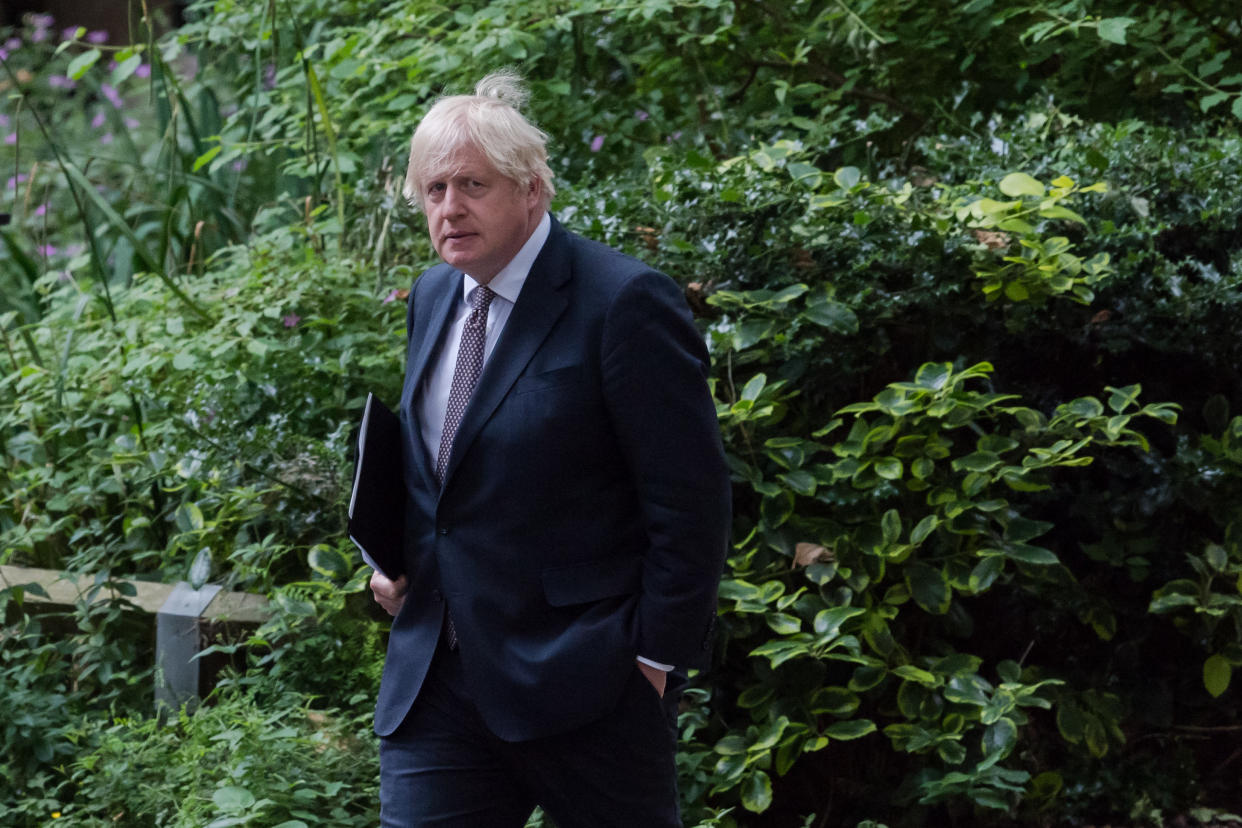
403,71,555,210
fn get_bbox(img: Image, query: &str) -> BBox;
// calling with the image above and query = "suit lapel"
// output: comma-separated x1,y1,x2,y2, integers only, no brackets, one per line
439,220,572,488
402,267,462,492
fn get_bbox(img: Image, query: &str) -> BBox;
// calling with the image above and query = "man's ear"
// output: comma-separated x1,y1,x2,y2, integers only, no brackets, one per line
524,177,542,208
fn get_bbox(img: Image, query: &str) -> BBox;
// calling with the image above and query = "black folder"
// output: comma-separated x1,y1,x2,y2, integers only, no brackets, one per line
348,393,405,579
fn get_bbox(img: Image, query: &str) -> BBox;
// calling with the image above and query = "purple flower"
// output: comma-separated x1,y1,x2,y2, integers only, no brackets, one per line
91,111,106,128
231,159,247,172
0,48,7,61
88,30,109,44
0,114,9,127
589,135,605,153
62,26,80,41
124,117,139,129
635,110,649,121
39,244,59,257
29,13,54,29
34,203,47,216
49,75,76,90
101,132,114,145
5,38,21,51
135,63,150,78
3,133,16,146
101,83,123,108
31,28,48,43
6,175,27,190
383,288,399,304
283,313,301,328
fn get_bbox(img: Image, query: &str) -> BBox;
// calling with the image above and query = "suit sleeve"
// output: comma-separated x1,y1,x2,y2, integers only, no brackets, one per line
600,269,731,669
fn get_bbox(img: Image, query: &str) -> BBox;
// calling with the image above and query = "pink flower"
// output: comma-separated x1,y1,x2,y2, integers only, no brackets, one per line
62,27,79,41
48,75,76,90
135,63,150,78
3,133,16,145
6,175,27,190
4,38,21,51
231,159,247,172
635,110,649,121
87,30,109,44
383,288,400,304
0,49,7,61
589,135,604,152
283,313,301,328
124,117,139,129
101,83,123,108
34,204,47,216
29,13,55,29
101,132,114,145
0,114,8,127
31,28,48,43
39,244,59,257
91,112,106,128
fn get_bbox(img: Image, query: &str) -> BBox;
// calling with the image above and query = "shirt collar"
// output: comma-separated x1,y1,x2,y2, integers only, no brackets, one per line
462,212,551,305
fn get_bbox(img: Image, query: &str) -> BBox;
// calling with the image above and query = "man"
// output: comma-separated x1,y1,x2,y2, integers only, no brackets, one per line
369,71,730,828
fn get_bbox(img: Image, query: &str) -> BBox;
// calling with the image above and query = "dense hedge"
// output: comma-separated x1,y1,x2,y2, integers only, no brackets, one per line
2,1,1241,825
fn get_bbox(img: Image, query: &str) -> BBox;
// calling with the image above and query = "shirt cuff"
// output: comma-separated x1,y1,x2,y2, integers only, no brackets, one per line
636,655,674,672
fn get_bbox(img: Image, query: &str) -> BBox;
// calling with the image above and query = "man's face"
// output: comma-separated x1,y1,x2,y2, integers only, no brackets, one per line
421,144,542,283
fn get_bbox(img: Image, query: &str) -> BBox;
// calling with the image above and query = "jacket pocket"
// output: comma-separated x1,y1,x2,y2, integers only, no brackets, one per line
542,555,642,607
512,365,584,396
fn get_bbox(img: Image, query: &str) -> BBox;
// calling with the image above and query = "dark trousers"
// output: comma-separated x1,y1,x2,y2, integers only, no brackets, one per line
379,643,683,828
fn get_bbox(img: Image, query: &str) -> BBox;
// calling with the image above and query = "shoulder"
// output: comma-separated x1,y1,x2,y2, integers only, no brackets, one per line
411,261,457,297
555,223,679,303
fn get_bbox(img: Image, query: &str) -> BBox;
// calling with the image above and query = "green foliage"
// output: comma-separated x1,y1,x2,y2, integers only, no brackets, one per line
3,0,1242,825
62,684,379,826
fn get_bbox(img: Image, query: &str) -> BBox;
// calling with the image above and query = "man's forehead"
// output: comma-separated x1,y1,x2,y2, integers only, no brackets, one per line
425,144,498,181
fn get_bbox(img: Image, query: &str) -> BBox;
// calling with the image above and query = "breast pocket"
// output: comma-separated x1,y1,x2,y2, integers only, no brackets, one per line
511,365,584,396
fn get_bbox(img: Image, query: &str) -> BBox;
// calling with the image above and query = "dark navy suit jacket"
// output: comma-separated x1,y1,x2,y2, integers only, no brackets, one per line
373,217,730,742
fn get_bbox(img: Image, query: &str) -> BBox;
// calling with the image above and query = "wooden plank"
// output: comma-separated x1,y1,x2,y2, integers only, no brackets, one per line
0,565,269,623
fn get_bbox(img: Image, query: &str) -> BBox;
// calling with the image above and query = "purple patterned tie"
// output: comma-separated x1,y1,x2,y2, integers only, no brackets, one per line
435,285,496,486
434,284,494,650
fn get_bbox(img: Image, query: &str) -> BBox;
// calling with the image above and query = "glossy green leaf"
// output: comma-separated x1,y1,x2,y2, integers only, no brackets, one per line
1204,654,1231,698
741,770,773,813
824,718,876,740
999,172,1045,198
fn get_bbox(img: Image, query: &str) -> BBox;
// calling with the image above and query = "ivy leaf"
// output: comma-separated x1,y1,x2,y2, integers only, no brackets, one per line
1097,17,1135,45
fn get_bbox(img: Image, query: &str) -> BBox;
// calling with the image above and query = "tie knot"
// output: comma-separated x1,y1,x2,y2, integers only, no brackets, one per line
470,285,496,313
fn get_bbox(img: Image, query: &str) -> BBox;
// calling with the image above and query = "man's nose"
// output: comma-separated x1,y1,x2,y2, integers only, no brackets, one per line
442,185,467,216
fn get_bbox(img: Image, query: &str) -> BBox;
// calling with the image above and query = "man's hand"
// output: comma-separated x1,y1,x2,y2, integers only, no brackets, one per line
370,570,409,616
636,659,667,698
